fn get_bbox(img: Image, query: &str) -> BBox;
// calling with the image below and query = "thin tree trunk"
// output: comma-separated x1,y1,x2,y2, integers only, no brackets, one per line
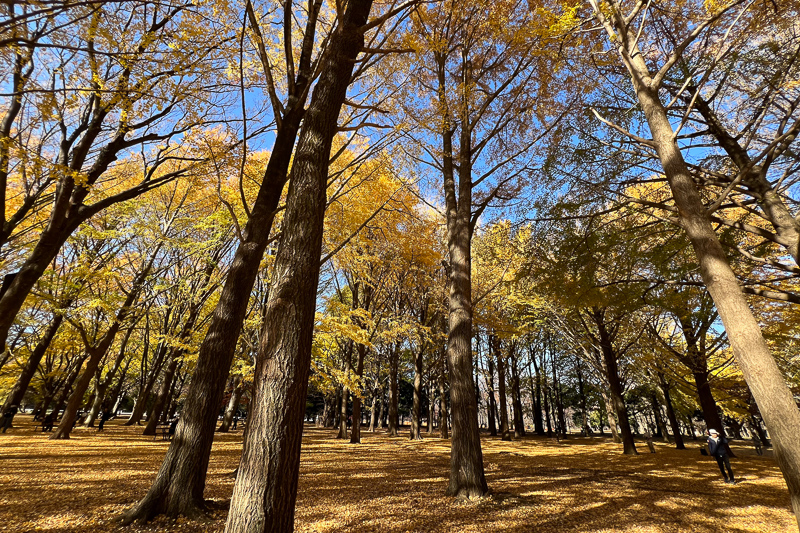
530,356,544,435
410,346,424,440
493,336,511,441
388,343,399,436
439,351,449,439
1,310,65,423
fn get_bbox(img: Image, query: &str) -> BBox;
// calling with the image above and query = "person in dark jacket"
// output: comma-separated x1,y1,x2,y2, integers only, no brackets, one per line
708,428,735,483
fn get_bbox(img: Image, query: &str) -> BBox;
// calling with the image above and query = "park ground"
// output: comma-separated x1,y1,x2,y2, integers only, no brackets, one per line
0,416,795,533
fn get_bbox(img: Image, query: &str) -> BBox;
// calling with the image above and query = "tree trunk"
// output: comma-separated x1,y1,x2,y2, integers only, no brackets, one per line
223,3,373,530
427,381,435,435
599,8,800,521
410,347,424,440
84,323,134,427
439,352,449,439
530,356,544,435
493,336,511,441
388,343,399,436
657,374,685,449
143,353,180,436
350,343,366,444
485,354,497,436
510,348,525,438
1,310,65,424
592,310,636,454
650,392,669,443
601,391,621,443
219,376,244,433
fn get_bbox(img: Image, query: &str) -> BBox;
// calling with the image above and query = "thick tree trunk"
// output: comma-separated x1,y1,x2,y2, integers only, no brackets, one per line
601,391,621,443
608,11,800,521
410,347,424,440
117,10,319,521
223,4,373,530
444,202,487,498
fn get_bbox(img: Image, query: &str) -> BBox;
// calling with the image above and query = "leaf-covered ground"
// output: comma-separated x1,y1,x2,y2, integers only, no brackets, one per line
0,415,794,532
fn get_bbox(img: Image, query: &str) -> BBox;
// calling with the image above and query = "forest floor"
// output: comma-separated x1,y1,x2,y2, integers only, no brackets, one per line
0,415,794,533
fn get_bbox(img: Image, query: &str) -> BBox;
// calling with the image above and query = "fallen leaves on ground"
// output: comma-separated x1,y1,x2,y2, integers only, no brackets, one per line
0,416,794,532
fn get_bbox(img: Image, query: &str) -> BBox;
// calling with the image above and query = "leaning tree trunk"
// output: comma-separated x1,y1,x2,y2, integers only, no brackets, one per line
117,13,318,522
593,310,636,454
604,8,800,521
219,376,244,433
84,323,134,427
658,374,685,450
51,261,150,440
1,310,65,424
223,3,373,530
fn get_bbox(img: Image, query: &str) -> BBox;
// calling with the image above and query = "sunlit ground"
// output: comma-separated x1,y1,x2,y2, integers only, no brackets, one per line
0,415,794,532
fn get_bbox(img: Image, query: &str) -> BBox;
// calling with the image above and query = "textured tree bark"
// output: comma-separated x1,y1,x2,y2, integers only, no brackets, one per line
443,201,487,497
596,6,800,522
117,6,323,522
223,3,373,530
219,376,244,433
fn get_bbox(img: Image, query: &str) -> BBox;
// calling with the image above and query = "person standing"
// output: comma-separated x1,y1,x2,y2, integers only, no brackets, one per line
708,428,735,483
